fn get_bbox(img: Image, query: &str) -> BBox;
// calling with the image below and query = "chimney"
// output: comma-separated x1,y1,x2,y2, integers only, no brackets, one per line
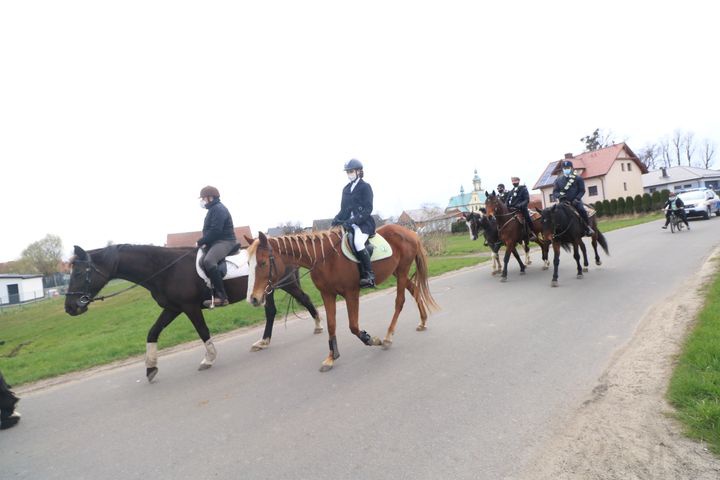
564,153,573,159
661,167,668,178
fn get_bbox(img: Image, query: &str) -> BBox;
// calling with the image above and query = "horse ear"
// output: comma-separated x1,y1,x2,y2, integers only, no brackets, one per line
74,245,87,260
243,234,255,245
258,232,268,247
480,207,487,214
492,190,496,196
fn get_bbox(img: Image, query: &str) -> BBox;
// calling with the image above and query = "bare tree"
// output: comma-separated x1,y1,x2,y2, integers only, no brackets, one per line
671,130,683,166
683,131,696,166
638,142,659,170
659,137,672,168
278,221,304,235
701,139,716,169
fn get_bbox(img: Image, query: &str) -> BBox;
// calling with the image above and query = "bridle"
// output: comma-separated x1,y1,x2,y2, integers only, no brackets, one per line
65,259,111,307
261,242,315,296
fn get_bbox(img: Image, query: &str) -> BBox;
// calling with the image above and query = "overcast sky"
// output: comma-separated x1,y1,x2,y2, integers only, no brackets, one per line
1,1,718,261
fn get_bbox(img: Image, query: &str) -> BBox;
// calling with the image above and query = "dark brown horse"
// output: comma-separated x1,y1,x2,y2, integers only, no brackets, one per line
246,224,439,372
64,244,321,381
461,210,525,275
540,202,609,287
483,192,550,282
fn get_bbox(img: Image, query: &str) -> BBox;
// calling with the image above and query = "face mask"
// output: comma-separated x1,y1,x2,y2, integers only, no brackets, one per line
512,183,519,188
347,172,357,182
563,168,572,176
199,199,208,209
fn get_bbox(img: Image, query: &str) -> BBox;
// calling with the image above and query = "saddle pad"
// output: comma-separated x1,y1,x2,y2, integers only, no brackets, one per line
341,233,393,264
196,249,249,288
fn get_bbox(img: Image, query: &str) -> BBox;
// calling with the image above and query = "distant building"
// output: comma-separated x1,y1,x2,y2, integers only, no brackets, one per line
642,166,720,193
311,215,384,232
165,226,253,248
446,169,487,213
533,143,648,208
0,274,44,305
398,207,461,233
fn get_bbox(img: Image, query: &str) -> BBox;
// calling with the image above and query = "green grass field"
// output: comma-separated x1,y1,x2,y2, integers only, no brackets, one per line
0,255,487,385
597,212,664,232
667,268,720,454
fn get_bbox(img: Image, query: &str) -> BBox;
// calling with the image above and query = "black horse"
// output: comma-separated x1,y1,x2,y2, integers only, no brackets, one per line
64,244,321,382
462,210,526,275
540,202,609,287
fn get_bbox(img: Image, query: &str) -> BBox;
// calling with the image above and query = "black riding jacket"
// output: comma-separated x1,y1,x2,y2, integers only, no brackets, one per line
507,185,530,210
553,173,586,202
663,197,685,211
198,198,236,246
333,178,376,235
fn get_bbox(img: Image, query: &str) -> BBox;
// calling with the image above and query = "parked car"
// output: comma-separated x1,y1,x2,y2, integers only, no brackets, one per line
677,188,720,219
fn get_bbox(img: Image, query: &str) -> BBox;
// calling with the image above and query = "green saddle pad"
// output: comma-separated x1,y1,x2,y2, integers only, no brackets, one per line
342,233,393,263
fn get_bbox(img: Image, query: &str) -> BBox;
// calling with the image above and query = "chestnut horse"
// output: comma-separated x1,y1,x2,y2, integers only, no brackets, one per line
246,224,439,372
64,244,321,382
461,210,525,275
483,192,550,282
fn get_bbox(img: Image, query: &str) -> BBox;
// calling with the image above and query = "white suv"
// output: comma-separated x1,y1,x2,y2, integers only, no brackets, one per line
677,188,720,219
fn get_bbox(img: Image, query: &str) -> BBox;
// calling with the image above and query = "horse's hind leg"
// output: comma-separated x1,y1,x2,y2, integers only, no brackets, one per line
185,306,217,371
512,247,526,275
591,234,601,265
524,240,532,265
405,280,428,332
320,291,340,372
145,308,181,382
551,241,561,287
282,278,323,334
573,243,584,279
382,273,409,349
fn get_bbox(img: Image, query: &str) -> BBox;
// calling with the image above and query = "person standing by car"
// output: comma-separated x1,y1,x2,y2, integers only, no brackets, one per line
662,191,690,230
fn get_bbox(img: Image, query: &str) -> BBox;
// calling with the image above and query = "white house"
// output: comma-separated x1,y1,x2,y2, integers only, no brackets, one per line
642,166,720,193
0,274,44,305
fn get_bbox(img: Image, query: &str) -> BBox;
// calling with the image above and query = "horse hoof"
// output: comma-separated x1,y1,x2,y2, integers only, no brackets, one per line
500,277,507,283
313,327,324,334
520,271,526,275
382,339,393,350
416,324,427,332
542,266,549,271
319,364,333,373
198,363,212,371
491,271,498,276
551,280,558,287
250,339,270,352
583,267,589,273
371,336,383,346
596,260,602,266
576,274,583,280
146,367,158,382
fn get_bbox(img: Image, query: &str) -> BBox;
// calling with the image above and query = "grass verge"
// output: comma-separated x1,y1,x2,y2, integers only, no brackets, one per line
597,212,664,232
667,268,720,454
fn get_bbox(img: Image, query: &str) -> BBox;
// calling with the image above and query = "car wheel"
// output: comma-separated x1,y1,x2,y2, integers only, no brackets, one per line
704,208,710,220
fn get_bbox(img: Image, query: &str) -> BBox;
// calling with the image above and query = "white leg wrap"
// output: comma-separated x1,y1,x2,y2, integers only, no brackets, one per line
145,342,158,368
200,339,217,366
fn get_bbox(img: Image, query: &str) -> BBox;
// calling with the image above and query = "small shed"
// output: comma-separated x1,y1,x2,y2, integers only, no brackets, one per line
0,274,44,305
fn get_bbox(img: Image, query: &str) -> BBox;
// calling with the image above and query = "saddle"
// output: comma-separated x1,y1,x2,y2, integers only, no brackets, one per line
513,210,541,225
195,244,249,289
341,233,393,264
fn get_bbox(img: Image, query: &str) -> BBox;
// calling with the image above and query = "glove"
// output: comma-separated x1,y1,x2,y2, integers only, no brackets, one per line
343,220,354,230
331,218,341,227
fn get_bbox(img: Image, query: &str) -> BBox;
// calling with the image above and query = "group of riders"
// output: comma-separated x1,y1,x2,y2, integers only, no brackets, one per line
495,159,595,240
197,159,377,309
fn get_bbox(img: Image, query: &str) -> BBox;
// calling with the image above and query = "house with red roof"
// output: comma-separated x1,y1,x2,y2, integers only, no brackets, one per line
533,143,648,208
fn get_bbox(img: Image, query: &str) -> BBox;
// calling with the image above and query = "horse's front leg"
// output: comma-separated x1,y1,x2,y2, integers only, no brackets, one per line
492,249,501,275
551,241,561,287
145,308,181,382
251,291,276,352
542,241,550,270
383,273,409,349
282,278,323,334
513,246,526,275
346,292,382,347
579,239,589,273
523,240,532,265
320,291,340,372
573,242,584,279
591,233,601,265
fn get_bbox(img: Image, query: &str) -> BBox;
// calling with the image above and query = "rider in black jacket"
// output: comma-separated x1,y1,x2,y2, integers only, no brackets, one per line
506,176,536,241
331,159,376,288
552,160,594,236
197,186,237,307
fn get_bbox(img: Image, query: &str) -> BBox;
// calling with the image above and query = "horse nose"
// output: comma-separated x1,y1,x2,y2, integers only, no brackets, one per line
250,296,259,307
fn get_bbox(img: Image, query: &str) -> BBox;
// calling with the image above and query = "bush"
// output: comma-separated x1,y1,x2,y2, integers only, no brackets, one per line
642,193,652,212
625,196,635,214
594,200,604,217
420,231,448,256
603,199,612,216
634,194,644,214
660,189,671,203
651,191,662,210
610,199,618,216
451,220,468,233
617,196,626,215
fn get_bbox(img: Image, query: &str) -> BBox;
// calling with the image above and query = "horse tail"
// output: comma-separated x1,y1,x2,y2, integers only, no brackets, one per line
596,229,609,255
412,237,440,313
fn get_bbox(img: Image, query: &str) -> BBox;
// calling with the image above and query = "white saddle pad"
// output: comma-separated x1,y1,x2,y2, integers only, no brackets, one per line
196,249,249,288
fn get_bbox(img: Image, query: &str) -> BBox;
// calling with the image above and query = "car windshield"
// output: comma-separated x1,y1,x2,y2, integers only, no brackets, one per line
679,191,705,201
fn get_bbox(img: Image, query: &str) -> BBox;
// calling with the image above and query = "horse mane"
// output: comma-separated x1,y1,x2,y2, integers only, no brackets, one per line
249,230,344,264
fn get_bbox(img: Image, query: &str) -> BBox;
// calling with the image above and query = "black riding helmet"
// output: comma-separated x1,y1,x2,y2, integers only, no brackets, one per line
344,159,363,171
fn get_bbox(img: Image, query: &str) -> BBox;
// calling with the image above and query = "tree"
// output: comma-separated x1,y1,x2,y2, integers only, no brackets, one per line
594,201,604,217
609,199,618,216
651,191,662,210
617,197,626,216
602,199,612,216
625,196,635,215
683,131,696,166
642,193,652,212
580,128,615,152
659,137,672,168
671,130,683,166
21,234,63,276
701,139,716,169
634,194,643,214
638,142,659,170
278,221,304,235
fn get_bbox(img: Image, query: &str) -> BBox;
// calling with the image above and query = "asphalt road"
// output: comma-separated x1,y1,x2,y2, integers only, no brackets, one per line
2,217,719,480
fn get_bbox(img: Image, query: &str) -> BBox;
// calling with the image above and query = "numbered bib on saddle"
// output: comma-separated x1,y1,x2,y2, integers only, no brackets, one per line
196,249,249,289
341,233,393,263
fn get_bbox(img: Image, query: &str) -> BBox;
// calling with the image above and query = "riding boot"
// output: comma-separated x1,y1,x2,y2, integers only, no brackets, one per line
355,248,376,288
204,267,229,307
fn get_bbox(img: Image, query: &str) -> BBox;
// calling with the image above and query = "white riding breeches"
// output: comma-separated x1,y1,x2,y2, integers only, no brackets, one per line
351,224,369,251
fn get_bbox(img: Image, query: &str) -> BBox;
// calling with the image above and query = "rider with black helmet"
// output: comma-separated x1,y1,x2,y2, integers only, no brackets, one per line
497,183,509,203
552,160,594,236
331,159,376,288
197,186,237,307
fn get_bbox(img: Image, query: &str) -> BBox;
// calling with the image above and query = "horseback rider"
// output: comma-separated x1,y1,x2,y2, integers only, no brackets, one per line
506,176,537,241
197,186,237,307
552,160,594,236
497,183,509,203
331,159,376,288
0,369,21,430
662,191,690,230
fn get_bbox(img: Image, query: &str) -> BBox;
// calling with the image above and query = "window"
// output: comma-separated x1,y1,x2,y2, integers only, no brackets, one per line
627,162,632,171
674,185,683,190
683,184,692,189
649,187,657,193
621,163,625,171
623,182,627,191
588,186,598,196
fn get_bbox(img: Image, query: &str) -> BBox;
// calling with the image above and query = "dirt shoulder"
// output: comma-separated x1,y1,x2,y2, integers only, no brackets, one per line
519,247,720,479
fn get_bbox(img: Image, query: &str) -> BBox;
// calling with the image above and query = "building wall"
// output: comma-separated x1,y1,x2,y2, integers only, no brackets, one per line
603,158,644,200
644,176,720,193
0,277,44,304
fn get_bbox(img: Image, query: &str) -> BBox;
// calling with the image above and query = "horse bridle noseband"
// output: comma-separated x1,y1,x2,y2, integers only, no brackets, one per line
65,259,110,307
262,243,315,296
